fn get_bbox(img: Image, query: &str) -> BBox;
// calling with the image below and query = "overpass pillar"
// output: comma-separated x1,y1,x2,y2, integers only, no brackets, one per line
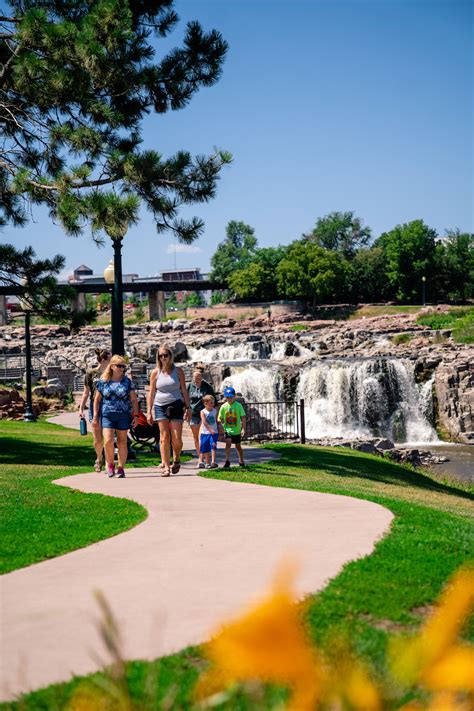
148,291,166,321
70,292,87,312
0,295,7,325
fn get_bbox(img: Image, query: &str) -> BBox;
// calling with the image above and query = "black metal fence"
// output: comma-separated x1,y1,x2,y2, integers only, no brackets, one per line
242,399,305,443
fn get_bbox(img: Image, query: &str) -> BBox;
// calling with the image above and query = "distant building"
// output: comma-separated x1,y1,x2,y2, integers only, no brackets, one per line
72,264,93,280
69,265,138,299
160,268,202,282
159,268,208,303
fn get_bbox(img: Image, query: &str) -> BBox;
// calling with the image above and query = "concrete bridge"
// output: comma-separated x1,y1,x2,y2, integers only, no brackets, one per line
0,279,219,325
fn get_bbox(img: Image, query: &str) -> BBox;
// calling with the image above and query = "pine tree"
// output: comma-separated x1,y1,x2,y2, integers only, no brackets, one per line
0,244,96,330
0,1,230,241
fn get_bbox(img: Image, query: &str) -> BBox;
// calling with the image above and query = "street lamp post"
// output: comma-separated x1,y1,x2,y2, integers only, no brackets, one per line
422,276,426,307
103,226,128,355
20,285,36,422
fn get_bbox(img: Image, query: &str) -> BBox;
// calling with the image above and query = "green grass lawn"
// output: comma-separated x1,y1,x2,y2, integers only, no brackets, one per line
348,305,425,319
0,419,168,573
416,306,474,344
2,438,473,710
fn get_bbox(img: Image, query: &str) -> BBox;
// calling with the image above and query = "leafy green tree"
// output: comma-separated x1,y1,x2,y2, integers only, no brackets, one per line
442,229,474,301
166,293,179,309
96,293,111,308
228,246,287,301
276,241,350,305
349,247,393,302
1,1,230,242
305,211,371,259
183,292,204,307
229,262,268,301
210,221,257,286
210,290,229,305
376,220,437,302
0,244,96,330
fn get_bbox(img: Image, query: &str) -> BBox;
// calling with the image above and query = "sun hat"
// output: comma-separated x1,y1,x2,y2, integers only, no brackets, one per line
223,386,236,397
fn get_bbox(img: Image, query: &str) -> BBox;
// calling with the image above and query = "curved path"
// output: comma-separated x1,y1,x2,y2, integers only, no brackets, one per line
1,418,393,701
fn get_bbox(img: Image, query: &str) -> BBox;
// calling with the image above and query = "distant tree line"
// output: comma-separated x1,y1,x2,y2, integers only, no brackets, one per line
210,214,474,305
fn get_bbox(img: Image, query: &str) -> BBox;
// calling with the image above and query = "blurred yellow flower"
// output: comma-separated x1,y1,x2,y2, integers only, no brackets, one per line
391,567,474,696
323,647,381,711
196,563,322,710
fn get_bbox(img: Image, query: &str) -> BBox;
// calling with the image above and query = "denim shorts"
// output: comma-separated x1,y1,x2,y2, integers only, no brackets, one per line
101,412,131,430
154,400,184,422
200,432,218,453
190,413,201,426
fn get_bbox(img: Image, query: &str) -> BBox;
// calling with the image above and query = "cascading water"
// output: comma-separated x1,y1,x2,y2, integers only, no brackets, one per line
189,342,264,362
297,359,438,444
189,339,311,363
221,366,282,402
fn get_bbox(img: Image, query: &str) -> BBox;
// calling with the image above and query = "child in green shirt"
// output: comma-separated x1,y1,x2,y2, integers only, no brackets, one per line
218,386,246,468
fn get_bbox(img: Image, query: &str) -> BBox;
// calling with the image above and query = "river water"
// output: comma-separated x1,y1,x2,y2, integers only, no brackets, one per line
422,444,474,484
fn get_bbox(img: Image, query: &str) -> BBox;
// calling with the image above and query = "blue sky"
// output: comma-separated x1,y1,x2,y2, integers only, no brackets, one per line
2,0,473,279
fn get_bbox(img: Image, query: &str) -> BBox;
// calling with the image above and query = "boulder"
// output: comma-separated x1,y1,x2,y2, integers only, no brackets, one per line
32,386,47,397
172,341,188,362
44,385,63,397
397,448,422,467
372,437,395,451
0,390,12,406
352,442,378,455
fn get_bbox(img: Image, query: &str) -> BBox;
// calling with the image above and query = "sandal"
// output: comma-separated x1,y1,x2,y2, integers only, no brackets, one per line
171,460,181,474
94,458,102,473
162,468,171,477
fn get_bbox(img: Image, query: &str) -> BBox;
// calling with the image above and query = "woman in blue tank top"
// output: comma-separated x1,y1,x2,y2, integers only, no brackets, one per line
147,344,190,476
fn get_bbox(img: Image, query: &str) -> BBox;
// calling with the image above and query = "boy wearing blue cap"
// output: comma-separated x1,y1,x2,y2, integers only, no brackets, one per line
218,386,246,468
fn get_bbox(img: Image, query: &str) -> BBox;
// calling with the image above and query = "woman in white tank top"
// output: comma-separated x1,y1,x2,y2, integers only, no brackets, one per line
147,345,190,476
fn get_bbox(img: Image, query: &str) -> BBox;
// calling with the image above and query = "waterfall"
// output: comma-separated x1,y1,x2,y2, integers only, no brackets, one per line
222,366,282,402
189,339,309,362
297,359,438,444
269,342,287,360
189,342,263,362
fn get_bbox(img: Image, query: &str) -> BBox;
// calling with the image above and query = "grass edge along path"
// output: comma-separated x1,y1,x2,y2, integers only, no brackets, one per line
0,419,168,573
2,443,473,710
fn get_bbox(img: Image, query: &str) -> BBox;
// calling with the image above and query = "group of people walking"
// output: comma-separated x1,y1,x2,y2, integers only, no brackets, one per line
79,345,246,478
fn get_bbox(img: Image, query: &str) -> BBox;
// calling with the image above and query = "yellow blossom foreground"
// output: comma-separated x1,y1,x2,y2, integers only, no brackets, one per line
68,565,474,711
196,565,474,711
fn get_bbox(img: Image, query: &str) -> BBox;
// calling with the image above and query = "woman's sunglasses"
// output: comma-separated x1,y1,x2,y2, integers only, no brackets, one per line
115,364,127,369
159,353,170,359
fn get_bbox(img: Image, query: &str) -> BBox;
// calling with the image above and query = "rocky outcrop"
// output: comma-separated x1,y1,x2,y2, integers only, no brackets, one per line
435,359,474,442
0,388,62,419
1,310,473,443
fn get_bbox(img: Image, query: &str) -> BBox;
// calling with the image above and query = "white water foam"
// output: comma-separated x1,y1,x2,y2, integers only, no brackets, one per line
222,366,282,402
297,359,438,444
189,342,262,362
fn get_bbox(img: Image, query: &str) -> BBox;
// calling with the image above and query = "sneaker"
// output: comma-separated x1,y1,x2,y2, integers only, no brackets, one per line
117,467,125,478
107,464,115,478
223,461,231,469
208,462,218,469
197,462,206,469
239,462,246,468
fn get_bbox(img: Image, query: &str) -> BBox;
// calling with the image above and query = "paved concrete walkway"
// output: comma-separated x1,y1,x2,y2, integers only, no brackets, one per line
0,415,393,701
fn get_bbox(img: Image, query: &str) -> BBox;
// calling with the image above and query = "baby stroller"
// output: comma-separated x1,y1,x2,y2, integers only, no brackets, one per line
129,410,160,452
